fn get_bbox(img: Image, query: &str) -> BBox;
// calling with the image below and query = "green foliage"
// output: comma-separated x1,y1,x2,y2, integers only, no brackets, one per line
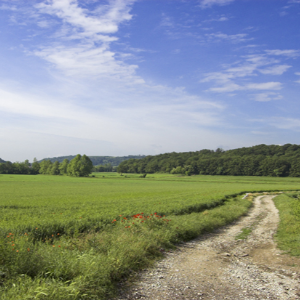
39,155,146,167
273,192,300,256
0,174,299,299
0,155,93,177
117,143,300,177
67,154,93,177
93,163,114,172
59,159,69,175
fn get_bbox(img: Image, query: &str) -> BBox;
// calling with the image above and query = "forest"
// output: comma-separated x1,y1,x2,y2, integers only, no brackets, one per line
117,144,300,177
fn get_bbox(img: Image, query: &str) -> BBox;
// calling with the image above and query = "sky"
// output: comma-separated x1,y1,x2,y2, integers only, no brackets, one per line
1,0,300,162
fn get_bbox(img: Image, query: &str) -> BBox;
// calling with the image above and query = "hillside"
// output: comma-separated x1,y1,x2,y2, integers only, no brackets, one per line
39,155,146,166
117,144,300,177
0,158,6,163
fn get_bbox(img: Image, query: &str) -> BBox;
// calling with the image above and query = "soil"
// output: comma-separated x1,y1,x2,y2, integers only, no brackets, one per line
117,195,300,300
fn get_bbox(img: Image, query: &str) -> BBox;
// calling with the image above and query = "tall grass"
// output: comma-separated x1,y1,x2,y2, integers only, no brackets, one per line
273,192,300,256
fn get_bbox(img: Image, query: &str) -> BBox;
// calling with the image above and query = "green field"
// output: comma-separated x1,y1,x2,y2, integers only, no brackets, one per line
0,173,300,299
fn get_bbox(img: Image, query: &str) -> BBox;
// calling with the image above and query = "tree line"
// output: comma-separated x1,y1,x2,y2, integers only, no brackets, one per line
39,155,146,166
0,154,93,177
117,144,300,177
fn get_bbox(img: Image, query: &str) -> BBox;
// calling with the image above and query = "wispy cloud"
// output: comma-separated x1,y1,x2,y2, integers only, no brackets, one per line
205,32,251,43
210,82,282,93
0,4,17,11
270,117,300,130
203,16,229,22
252,92,283,102
32,0,140,81
265,49,300,58
199,0,235,9
259,64,291,75
201,52,294,94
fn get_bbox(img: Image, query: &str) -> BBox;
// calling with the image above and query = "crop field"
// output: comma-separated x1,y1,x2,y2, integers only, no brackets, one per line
0,173,300,299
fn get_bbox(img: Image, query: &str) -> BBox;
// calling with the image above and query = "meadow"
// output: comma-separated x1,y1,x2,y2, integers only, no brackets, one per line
0,173,300,299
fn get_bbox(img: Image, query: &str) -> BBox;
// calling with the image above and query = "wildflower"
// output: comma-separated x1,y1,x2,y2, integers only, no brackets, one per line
58,245,61,248
119,215,122,217
12,244,15,246
53,245,55,247
36,228,38,230
123,217,127,220
27,248,30,252
16,250,19,253
52,235,54,237
57,233,60,235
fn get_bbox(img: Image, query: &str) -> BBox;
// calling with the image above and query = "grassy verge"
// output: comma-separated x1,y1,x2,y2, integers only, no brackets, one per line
273,192,300,256
0,195,251,299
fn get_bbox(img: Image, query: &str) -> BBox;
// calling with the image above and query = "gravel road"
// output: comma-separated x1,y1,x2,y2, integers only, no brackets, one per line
117,195,300,300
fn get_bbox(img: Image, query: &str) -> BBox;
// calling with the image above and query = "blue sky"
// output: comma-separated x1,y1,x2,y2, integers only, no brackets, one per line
1,0,300,162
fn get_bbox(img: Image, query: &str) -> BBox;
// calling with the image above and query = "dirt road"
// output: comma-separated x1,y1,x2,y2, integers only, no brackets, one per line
118,195,300,299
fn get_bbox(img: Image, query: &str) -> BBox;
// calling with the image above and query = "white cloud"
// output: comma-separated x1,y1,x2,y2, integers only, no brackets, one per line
31,0,141,81
246,82,282,90
209,82,282,93
218,17,228,21
259,64,291,75
253,92,283,102
199,0,235,9
203,16,229,22
35,0,134,39
202,53,290,94
265,49,300,58
34,44,142,82
206,32,251,43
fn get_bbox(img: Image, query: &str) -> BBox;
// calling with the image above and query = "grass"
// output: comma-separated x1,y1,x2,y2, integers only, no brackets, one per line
235,227,252,240
0,173,300,299
273,191,300,256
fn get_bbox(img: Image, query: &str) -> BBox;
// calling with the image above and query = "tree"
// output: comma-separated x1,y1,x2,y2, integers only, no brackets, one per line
59,159,69,175
31,158,40,174
39,160,52,174
50,161,60,175
67,154,93,177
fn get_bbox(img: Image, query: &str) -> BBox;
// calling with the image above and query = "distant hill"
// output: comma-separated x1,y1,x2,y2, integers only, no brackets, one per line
39,155,146,166
0,158,6,163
